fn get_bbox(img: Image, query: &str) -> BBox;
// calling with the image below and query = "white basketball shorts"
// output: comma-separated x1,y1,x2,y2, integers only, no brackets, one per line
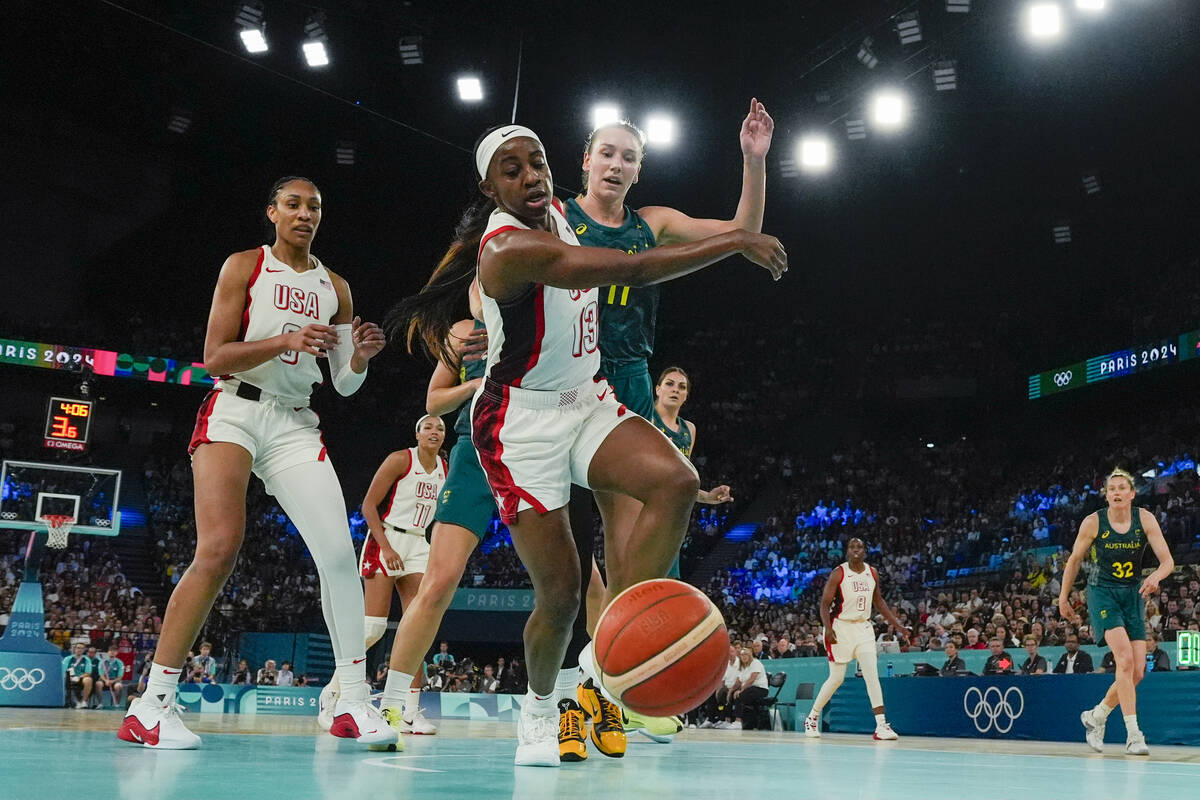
826,618,876,664
359,524,430,578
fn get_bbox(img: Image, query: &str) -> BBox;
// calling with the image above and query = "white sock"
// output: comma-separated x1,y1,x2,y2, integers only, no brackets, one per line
874,713,887,727
1124,714,1140,736
525,688,557,716
1094,700,1115,721
806,709,818,720
334,656,368,703
555,667,579,704
578,641,598,684
145,662,183,707
382,669,412,710
404,688,421,718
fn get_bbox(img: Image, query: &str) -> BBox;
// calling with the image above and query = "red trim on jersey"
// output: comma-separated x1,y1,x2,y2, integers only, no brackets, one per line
829,565,845,622
472,384,548,524
478,225,521,261
382,449,414,521
515,285,546,387
187,391,220,455
440,455,449,475
551,197,565,215
238,247,266,341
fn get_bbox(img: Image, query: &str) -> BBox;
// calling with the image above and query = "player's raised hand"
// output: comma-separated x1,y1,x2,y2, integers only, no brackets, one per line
284,323,338,357
699,485,734,505
740,232,787,280
453,325,489,363
739,97,774,160
351,316,386,361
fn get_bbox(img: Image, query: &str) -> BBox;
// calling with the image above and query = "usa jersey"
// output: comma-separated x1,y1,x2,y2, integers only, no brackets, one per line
832,562,877,622
222,245,339,400
381,448,448,533
477,201,598,391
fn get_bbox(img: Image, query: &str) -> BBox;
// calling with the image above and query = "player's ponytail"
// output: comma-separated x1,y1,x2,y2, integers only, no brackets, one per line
384,196,495,366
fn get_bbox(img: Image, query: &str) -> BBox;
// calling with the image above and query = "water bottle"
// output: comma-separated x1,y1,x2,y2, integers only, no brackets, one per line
887,661,894,678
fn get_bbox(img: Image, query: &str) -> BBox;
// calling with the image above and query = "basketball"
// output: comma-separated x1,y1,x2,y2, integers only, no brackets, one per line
593,578,730,717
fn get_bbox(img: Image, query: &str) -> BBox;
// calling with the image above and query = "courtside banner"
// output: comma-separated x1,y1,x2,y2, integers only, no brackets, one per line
0,652,65,707
449,589,535,612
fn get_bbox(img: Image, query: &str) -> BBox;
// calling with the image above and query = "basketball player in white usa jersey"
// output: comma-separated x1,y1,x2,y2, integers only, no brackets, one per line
118,177,395,751
804,538,910,741
389,125,785,766
342,414,448,743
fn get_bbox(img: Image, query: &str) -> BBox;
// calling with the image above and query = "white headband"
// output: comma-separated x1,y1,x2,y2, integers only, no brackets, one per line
475,125,543,179
415,414,442,434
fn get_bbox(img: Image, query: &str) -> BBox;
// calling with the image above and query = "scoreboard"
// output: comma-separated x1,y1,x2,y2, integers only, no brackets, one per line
1028,329,1200,400
43,397,94,452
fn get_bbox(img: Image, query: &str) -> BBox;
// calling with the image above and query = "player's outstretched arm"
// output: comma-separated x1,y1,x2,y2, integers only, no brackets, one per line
425,320,484,416
1139,508,1175,598
362,450,413,573
640,98,774,244
1058,514,1098,624
480,227,785,301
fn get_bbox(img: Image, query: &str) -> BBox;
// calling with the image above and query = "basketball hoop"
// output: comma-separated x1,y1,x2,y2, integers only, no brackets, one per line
43,515,75,550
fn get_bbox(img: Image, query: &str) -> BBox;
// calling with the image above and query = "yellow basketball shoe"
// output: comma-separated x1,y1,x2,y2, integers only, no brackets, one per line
366,706,405,752
558,699,587,762
624,709,683,743
577,679,626,758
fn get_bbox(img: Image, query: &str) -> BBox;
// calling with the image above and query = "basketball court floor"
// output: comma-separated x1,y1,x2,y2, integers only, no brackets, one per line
3,709,1197,799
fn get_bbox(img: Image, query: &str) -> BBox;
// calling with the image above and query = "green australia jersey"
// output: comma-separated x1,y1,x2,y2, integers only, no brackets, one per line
1089,508,1148,587
651,408,693,459
564,197,659,370
453,320,488,438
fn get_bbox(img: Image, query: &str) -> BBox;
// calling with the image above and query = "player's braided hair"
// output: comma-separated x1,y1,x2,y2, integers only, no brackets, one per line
385,130,503,366
579,121,646,195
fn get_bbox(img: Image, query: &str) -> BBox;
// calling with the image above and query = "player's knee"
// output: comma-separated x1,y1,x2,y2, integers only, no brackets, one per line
192,539,241,581
419,570,461,610
664,464,701,504
539,579,581,628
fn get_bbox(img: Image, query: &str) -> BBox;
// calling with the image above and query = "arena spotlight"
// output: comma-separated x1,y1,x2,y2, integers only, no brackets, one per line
336,141,356,166
845,118,867,141
167,107,192,134
1026,3,1064,41
1075,0,1105,11
235,2,267,54
457,76,483,102
856,37,879,69
646,115,676,146
398,36,423,65
1053,223,1072,244
303,11,329,67
946,0,970,12
895,11,923,45
1081,171,1101,195
798,134,832,172
870,90,908,130
591,104,620,130
933,60,958,91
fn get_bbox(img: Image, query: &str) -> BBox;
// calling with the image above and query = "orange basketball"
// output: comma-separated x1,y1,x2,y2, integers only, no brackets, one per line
593,578,730,717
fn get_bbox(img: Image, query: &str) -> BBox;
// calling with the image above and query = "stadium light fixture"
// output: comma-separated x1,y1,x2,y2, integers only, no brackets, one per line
798,134,832,172
895,11,923,45
845,117,867,141
946,0,970,12
591,104,620,130
398,36,423,65
779,159,800,179
1053,223,1072,244
303,12,329,67
1026,3,1064,41
870,90,908,130
933,60,958,91
1081,171,1101,195
645,115,676,146
1075,0,1106,12
235,2,268,54
856,37,879,69
167,107,192,134
457,76,483,102
336,141,356,166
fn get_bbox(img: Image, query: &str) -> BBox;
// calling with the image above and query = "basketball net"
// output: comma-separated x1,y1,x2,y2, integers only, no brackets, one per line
43,515,75,550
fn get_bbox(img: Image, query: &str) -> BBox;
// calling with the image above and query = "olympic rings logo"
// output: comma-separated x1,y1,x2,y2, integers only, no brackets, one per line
963,686,1024,734
1053,371,1073,387
0,667,47,692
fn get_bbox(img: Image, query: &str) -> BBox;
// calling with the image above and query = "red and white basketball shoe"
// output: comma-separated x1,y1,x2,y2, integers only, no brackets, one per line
329,697,397,746
117,697,202,750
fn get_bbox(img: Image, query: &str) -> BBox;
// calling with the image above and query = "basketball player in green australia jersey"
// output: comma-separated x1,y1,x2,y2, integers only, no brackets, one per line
651,366,731,506
567,101,770,753
1059,468,1174,756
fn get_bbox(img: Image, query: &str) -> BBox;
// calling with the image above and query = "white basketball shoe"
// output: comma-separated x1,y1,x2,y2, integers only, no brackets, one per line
117,697,202,750
403,707,438,735
803,714,821,738
873,722,899,740
515,704,560,767
1081,708,1105,753
329,697,397,746
317,678,339,731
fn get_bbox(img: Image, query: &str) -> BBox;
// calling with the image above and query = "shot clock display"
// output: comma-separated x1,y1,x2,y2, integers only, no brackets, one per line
1179,631,1200,668
43,396,94,452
